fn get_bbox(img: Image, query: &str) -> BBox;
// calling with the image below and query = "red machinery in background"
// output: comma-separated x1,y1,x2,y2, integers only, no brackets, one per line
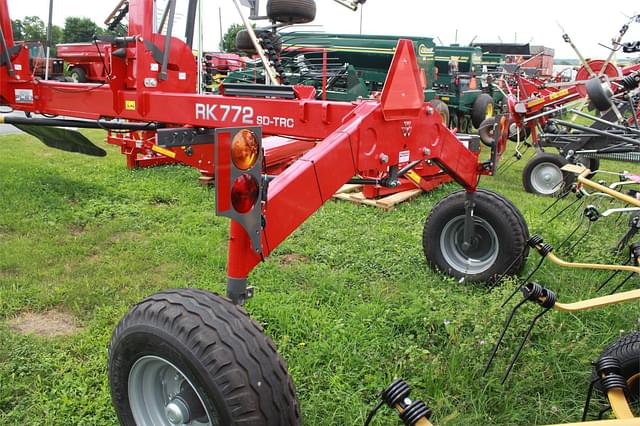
56,42,112,83
0,0,529,424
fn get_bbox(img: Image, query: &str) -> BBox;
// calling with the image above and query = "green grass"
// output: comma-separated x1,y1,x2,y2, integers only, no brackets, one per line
0,131,638,425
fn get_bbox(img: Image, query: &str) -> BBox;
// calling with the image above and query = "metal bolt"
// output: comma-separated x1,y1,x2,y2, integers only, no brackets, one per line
426,107,434,115
379,153,389,164
423,148,431,156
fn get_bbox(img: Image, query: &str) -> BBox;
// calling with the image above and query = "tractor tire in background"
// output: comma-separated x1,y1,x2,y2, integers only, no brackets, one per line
508,123,531,142
449,112,459,131
592,332,640,414
108,289,300,426
585,77,614,112
423,189,529,283
471,93,495,129
574,156,600,177
236,29,283,54
522,153,575,196
478,116,497,147
266,0,317,24
69,67,87,83
430,99,450,128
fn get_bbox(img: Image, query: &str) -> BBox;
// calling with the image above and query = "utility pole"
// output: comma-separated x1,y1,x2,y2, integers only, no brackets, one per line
219,7,223,45
45,0,54,80
359,5,363,34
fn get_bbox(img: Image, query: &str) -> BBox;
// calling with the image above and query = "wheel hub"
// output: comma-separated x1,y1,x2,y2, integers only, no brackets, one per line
531,162,563,195
128,355,215,426
440,215,499,274
166,398,190,425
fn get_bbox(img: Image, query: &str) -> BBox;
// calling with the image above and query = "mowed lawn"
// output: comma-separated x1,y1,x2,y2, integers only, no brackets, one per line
0,130,638,425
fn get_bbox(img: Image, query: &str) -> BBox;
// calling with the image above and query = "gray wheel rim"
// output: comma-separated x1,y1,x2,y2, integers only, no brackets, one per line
530,162,563,195
128,355,217,426
440,215,499,274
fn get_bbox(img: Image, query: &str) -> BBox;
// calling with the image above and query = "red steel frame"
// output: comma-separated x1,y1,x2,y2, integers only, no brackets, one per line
505,61,640,145
0,0,487,298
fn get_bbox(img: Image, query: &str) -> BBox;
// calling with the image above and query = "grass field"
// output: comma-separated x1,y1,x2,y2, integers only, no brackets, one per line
0,130,638,425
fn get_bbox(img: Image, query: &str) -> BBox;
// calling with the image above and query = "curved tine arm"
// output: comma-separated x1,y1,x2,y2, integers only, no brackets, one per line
554,288,640,313
564,164,640,208
551,419,640,426
544,250,640,275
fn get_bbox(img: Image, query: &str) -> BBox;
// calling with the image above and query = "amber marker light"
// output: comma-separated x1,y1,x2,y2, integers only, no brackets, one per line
231,129,259,170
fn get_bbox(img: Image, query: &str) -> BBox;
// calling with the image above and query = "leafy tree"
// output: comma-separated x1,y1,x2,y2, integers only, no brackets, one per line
220,23,245,53
63,17,100,43
11,19,24,40
50,25,64,46
105,23,129,37
22,16,46,41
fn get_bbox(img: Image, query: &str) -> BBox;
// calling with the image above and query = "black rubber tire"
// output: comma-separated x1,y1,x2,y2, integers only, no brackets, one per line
592,332,640,407
478,116,497,147
586,78,613,112
430,99,450,128
266,0,317,24
574,156,600,177
108,288,300,426
471,93,495,129
522,153,575,196
508,123,531,142
460,115,472,134
69,66,87,83
423,189,529,283
449,112,459,130
236,30,283,54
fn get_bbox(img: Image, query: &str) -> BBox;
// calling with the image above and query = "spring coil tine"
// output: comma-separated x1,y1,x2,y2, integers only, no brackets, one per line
596,258,628,291
527,235,544,247
483,296,530,377
548,195,583,223
570,198,587,217
521,282,544,301
608,271,635,295
487,240,535,291
541,186,574,215
597,405,612,420
501,304,553,384
581,378,598,421
501,255,547,308
596,356,622,376
556,214,587,253
399,400,432,425
380,379,411,407
563,221,592,256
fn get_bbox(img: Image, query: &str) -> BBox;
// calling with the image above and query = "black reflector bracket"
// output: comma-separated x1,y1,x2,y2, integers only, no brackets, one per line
215,127,264,256
12,124,107,157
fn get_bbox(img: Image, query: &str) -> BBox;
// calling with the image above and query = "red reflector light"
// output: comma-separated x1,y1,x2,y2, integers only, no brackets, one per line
231,174,259,214
231,129,259,170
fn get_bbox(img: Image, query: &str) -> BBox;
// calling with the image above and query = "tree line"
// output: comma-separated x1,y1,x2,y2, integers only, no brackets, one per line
11,16,127,46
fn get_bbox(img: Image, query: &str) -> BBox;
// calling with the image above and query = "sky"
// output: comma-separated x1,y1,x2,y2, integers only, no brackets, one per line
5,0,640,60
